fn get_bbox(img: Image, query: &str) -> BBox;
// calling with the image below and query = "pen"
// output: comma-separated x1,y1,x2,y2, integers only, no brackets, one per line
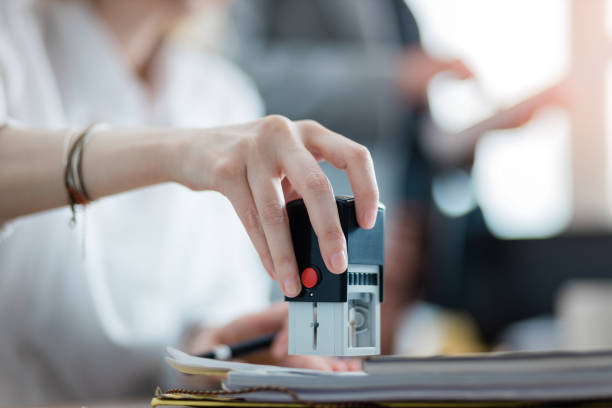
196,333,275,360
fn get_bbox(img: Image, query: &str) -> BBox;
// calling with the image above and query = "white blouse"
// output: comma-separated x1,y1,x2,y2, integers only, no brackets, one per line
0,0,269,404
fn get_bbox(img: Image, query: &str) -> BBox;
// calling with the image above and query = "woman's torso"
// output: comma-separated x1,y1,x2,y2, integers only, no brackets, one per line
0,0,268,404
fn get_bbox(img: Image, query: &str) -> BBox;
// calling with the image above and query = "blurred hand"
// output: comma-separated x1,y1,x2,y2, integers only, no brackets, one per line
187,303,361,371
177,115,379,297
394,46,474,103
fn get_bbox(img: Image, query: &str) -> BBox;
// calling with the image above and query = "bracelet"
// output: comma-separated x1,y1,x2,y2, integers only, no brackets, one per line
64,124,101,225
62,127,77,168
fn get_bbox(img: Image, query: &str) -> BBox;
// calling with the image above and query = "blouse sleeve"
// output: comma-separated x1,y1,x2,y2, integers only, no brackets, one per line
0,45,8,127
0,75,17,244
0,1,11,127
0,0,31,128
0,82,18,244
0,23,19,243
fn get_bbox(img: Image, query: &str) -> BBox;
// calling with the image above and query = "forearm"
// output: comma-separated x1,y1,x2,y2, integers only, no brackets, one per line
420,90,557,169
0,125,185,222
83,127,183,199
0,116,381,298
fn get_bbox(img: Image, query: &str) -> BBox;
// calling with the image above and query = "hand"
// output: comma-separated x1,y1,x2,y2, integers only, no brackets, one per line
395,46,474,103
187,303,361,371
176,115,379,297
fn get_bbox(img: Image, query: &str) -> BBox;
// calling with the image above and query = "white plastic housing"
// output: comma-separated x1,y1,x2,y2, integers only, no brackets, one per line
288,264,381,356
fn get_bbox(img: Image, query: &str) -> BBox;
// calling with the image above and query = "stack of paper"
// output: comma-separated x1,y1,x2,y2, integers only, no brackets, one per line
160,347,612,405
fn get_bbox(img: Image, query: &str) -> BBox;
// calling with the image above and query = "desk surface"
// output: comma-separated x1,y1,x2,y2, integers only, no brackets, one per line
40,400,149,408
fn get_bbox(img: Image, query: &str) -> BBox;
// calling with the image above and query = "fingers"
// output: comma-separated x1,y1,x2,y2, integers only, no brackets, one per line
225,178,275,279
282,355,336,371
248,167,301,297
280,147,347,274
215,116,378,293
298,121,379,230
344,358,363,371
281,177,301,203
445,59,473,80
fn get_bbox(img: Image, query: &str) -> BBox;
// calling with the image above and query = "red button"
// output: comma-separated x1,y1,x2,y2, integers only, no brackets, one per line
301,267,319,288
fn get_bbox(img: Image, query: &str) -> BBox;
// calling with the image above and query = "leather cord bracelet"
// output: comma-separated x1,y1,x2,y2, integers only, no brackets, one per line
64,124,98,225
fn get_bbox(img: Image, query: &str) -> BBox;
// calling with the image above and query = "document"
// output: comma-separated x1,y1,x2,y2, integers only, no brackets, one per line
157,347,612,405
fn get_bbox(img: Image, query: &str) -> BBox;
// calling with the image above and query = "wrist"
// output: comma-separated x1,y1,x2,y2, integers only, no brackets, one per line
160,129,193,185
83,127,192,199
171,128,219,192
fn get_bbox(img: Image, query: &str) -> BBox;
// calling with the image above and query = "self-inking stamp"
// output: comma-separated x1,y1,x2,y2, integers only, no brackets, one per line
286,196,384,356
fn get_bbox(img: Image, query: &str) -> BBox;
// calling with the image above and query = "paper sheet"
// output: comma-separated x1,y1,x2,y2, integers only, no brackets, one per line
165,347,361,376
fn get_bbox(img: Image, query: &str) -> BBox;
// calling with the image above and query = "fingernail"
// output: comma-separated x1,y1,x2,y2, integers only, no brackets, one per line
365,210,377,228
284,278,300,297
331,250,347,272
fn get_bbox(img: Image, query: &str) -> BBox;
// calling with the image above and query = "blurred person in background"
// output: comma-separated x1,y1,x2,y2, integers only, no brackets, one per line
229,0,567,354
0,0,379,404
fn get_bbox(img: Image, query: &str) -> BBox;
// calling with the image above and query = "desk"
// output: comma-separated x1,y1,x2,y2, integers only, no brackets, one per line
38,398,612,408
40,400,148,408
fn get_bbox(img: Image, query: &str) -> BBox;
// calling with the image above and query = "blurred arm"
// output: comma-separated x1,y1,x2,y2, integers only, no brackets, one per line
419,85,567,168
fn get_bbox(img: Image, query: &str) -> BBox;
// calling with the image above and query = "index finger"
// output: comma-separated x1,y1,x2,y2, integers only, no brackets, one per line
298,121,379,229
280,147,348,275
